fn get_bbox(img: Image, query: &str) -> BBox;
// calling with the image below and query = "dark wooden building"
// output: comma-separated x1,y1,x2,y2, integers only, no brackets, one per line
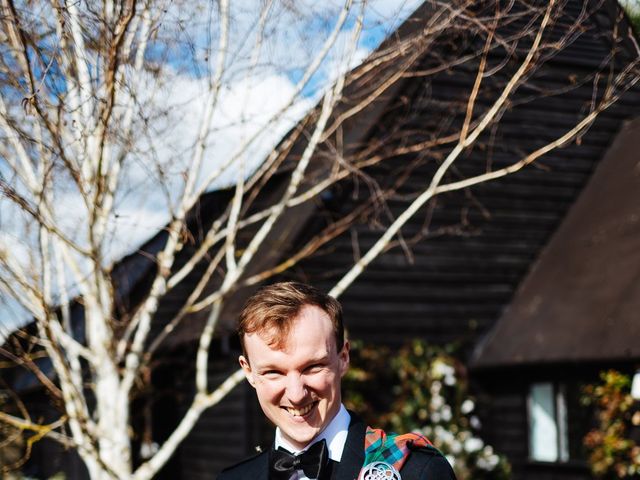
470,117,640,480
5,1,640,479
168,1,640,479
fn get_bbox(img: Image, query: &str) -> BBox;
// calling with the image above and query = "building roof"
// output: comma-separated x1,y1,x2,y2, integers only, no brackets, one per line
471,118,640,368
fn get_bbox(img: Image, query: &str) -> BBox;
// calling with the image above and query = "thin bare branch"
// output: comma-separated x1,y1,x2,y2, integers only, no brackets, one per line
330,0,557,298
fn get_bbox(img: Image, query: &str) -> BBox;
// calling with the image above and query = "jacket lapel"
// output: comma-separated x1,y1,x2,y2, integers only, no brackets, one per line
255,453,269,480
332,414,366,480
257,452,270,480
242,450,270,480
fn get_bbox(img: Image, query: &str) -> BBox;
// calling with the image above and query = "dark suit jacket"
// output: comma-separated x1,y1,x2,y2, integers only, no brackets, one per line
217,415,456,480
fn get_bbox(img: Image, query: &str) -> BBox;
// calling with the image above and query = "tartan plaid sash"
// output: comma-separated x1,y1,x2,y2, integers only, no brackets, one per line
361,427,434,474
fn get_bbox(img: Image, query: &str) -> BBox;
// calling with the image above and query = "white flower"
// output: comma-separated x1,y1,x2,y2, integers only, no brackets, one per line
487,454,500,469
470,415,481,429
464,437,484,453
430,380,442,395
140,441,159,459
476,457,491,470
461,399,475,415
477,447,498,470
443,431,455,445
430,394,444,411
432,360,455,379
450,438,463,455
444,373,456,386
441,405,452,422
435,426,455,446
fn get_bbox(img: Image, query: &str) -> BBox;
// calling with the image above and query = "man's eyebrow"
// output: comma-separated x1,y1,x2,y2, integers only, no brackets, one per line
255,363,281,371
305,353,330,365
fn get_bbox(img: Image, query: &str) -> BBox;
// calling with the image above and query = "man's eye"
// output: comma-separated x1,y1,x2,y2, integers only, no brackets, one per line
305,364,323,373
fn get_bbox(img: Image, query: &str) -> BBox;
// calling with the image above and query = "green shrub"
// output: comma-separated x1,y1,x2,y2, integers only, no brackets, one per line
344,339,511,479
582,370,640,478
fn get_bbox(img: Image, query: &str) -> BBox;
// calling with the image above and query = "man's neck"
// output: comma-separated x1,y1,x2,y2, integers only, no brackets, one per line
275,404,351,462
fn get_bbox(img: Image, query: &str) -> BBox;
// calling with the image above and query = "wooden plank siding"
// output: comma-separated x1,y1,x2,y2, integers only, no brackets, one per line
274,0,640,353
148,346,268,480
135,0,640,476
178,373,252,479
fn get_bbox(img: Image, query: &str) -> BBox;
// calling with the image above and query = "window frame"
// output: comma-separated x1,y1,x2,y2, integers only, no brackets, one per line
526,381,570,463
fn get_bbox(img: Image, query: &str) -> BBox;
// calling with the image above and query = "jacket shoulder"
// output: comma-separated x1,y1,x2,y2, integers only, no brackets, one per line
216,450,269,480
402,445,457,480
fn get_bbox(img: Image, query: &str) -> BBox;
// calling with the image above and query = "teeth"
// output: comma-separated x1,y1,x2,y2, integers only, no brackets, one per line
285,404,314,416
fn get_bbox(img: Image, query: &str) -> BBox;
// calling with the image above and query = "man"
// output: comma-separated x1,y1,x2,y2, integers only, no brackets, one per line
218,282,456,480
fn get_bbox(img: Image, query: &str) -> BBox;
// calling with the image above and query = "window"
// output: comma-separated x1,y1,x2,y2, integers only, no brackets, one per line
527,382,569,462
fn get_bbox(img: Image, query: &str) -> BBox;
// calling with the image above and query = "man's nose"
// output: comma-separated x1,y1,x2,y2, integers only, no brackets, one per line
285,374,307,404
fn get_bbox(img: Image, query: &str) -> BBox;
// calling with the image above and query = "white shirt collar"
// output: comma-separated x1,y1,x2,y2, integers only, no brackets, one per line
274,404,351,462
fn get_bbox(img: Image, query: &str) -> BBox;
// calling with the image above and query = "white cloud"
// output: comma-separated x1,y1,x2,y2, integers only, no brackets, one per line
103,67,313,262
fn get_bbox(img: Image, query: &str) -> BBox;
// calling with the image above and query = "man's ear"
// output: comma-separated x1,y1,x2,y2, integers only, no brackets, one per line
239,355,256,387
339,340,350,377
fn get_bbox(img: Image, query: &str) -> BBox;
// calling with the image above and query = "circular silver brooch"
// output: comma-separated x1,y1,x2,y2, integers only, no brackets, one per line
358,461,401,480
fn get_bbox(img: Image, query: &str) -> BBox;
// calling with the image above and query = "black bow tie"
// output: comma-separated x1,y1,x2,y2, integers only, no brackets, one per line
269,439,329,479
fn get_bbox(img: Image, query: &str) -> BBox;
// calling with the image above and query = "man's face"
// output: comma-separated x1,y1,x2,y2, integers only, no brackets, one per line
239,305,349,450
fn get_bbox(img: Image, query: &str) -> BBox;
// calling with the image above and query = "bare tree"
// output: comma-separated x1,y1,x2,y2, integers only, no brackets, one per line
0,0,638,478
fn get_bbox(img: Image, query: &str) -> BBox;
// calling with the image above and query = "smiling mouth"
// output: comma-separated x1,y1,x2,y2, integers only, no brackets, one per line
283,402,317,417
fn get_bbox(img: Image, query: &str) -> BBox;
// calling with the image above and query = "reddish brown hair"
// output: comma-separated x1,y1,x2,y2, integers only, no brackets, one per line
238,282,344,357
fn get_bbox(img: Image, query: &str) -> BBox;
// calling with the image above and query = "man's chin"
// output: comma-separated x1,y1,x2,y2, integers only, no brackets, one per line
280,413,324,448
